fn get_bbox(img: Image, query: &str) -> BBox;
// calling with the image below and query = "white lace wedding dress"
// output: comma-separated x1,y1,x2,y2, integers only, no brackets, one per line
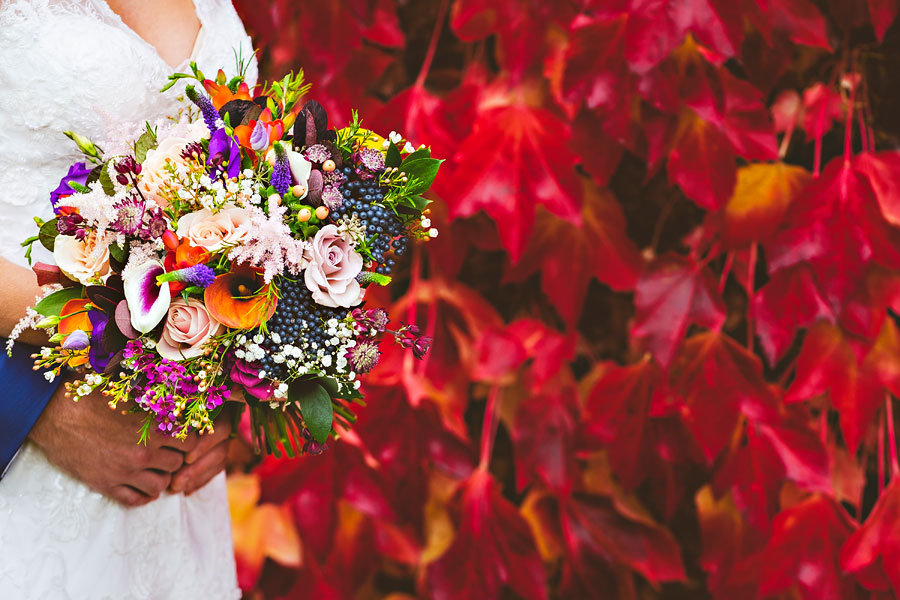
0,1,256,597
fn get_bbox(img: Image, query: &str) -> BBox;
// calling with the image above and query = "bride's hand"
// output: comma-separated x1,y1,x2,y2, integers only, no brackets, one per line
28,380,199,507
168,403,235,496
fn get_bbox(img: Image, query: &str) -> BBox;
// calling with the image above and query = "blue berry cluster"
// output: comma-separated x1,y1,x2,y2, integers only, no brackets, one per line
257,277,348,380
332,166,408,275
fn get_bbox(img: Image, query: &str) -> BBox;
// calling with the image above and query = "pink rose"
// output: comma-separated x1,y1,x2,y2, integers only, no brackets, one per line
304,224,364,308
140,136,192,208
53,230,110,285
156,298,222,361
176,205,250,253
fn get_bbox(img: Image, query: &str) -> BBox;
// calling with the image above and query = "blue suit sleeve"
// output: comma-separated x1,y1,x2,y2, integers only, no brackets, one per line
0,339,59,478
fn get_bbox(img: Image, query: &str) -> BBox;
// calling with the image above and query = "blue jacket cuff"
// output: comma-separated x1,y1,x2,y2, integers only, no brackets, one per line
0,340,58,478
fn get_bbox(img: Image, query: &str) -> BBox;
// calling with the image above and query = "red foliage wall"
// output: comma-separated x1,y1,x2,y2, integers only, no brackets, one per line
228,0,900,598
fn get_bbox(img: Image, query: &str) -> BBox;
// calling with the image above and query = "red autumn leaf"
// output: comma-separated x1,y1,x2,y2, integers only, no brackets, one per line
504,182,643,326
640,37,725,121
855,151,900,228
717,70,779,161
723,161,811,247
752,263,835,365
669,332,779,461
561,15,627,110
749,0,831,49
580,356,666,490
667,111,737,210
757,495,860,599
868,0,900,41
785,321,883,454
506,319,578,391
841,476,900,594
801,82,844,141
713,416,831,530
374,86,458,159
471,326,529,383
522,488,686,596
622,0,684,74
569,107,623,186
426,469,547,600
671,0,744,57
513,385,580,493
632,253,727,368
444,93,582,262
839,266,900,340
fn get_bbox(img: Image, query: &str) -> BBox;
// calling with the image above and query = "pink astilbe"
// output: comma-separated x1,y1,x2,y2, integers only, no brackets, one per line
227,197,309,282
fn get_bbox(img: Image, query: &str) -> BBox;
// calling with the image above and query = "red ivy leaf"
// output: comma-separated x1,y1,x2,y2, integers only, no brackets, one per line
868,0,900,42
561,15,626,110
841,476,900,595
426,469,547,600
633,253,727,368
445,94,582,262
513,386,580,493
667,111,737,210
671,0,744,57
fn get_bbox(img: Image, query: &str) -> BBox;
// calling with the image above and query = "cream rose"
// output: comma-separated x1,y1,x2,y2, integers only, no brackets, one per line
140,136,192,207
176,205,250,253
156,298,222,361
53,231,110,285
304,225,364,308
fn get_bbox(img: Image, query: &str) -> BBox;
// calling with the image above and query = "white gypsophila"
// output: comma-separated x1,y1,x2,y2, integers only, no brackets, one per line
44,372,55,383
321,355,333,368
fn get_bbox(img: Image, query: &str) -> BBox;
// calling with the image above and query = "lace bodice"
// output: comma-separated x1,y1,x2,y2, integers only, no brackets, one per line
0,0,257,265
0,1,255,597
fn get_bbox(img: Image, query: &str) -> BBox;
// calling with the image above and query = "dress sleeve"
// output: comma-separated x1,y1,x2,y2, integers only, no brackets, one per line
0,339,59,479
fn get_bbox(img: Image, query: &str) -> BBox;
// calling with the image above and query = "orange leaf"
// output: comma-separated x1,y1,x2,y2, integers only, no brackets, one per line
723,162,811,246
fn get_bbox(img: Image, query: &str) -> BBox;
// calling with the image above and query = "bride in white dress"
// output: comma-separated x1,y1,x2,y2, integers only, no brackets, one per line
0,0,256,597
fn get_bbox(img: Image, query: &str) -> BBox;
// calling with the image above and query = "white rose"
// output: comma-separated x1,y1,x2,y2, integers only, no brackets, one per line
140,136,192,207
53,231,110,285
176,204,250,252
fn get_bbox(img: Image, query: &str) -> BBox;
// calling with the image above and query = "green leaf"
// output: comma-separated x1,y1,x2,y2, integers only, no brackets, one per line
98,161,115,196
67,181,90,194
401,146,431,162
385,141,402,168
34,287,83,317
290,380,333,443
399,195,433,212
133,128,158,163
39,219,59,252
109,243,126,264
401,158,443,195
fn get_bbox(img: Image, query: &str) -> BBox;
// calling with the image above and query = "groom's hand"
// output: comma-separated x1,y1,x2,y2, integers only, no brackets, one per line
169,405,234,495
28,382,200,507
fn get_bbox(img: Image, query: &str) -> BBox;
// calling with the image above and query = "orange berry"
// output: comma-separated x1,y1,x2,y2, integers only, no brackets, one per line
315,206,329,220
298,208,312,222
322,159,336,172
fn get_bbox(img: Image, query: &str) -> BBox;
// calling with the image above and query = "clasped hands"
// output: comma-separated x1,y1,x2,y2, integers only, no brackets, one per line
28,381,234,507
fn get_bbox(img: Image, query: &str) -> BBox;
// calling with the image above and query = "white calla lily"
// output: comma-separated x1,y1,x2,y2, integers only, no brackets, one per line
123,261,171,333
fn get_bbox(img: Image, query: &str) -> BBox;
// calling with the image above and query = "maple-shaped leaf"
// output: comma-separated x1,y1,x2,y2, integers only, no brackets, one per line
669,332,779,461
561,15,626,110
839,266,900,341
757,495,860,599
785,321,883,454
504,182,643,325
717,70,780,161
671,0,744,57
227,473,302,591
855,151,900,228
373,86,460,160
632,253,726,368
443,93,582,262
522,488,685,597
868,0,900,41
723,161,811,246
841,476,900,595
752,263,834,365
580,356,665,489
639,37,725,122
569,107,623,186
425,469,547,600
747,0,831,49
513,385,580,493
667,110,737,210
713,415,831,530
505,318,578,391
621,0,685,74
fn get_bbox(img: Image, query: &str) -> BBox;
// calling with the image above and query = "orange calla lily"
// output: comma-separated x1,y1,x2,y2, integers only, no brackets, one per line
204,264,276,329
59,298,92,336
203,78,253,111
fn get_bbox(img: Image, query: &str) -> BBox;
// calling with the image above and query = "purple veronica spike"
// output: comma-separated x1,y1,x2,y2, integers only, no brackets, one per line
271,142,291,196
185,85,221,133
156,264,216,288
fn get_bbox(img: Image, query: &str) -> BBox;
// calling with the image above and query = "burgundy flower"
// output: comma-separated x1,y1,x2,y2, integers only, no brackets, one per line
230,358,274,400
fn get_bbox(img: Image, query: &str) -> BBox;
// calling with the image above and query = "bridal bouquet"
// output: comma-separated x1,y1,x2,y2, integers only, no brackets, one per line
11,64,438,456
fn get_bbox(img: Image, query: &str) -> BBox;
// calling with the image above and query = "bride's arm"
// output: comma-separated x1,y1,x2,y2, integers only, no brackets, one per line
0,256,49,346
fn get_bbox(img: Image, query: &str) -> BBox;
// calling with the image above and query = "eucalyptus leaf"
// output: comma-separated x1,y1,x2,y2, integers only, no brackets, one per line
98,161,115,196
133,128,158,163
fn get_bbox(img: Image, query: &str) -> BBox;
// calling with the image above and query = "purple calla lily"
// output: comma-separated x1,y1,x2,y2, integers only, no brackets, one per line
208,128,241,179
88,309,114,372
123,261,171,333
50,162,91,213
